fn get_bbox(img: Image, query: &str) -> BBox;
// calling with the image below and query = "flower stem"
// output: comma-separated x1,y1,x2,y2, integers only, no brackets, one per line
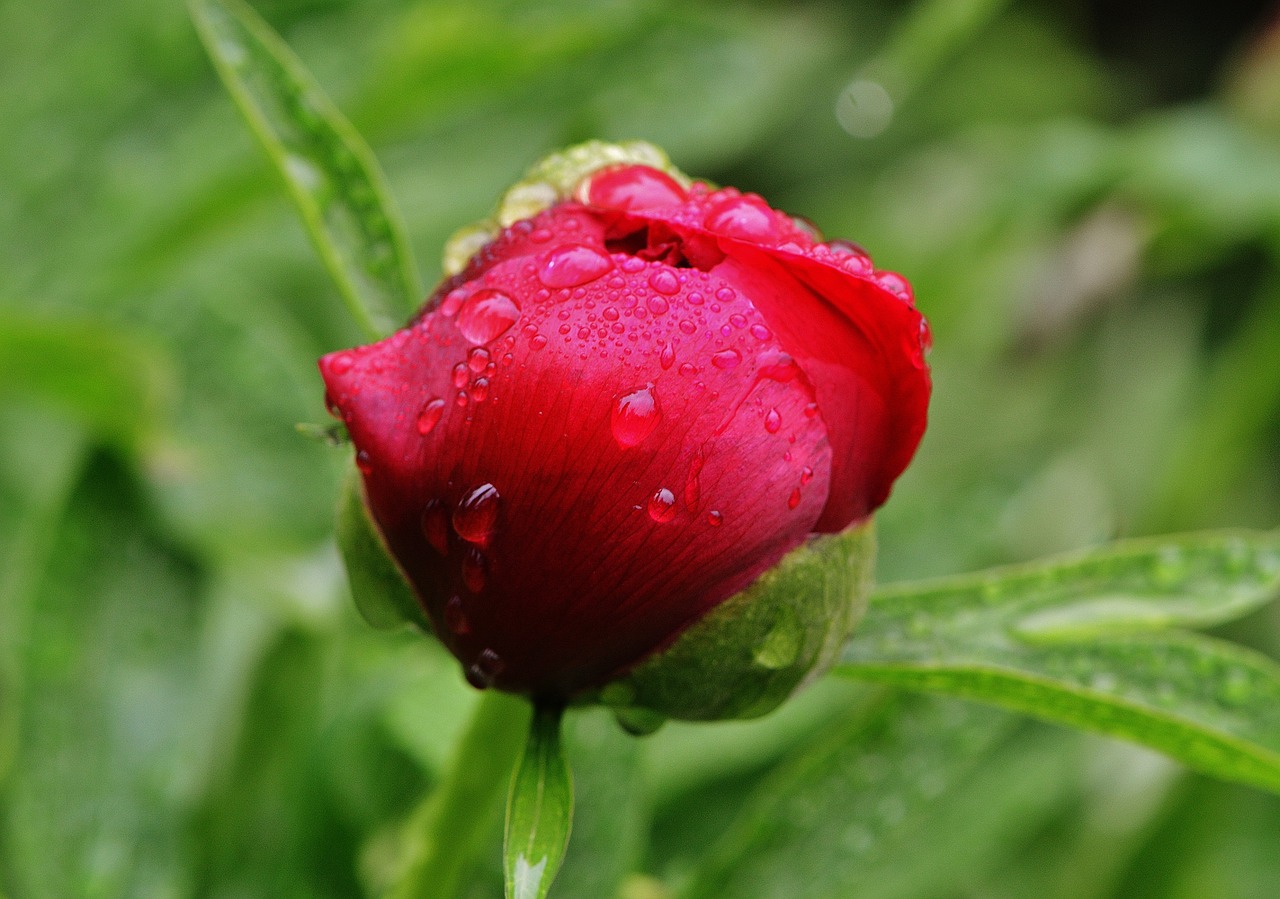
391,689,531,899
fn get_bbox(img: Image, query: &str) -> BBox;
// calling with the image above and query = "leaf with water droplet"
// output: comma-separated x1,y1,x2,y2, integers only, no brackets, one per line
335,466,429,631
835,529,1280,795
189,0,420,339
505,704,574,899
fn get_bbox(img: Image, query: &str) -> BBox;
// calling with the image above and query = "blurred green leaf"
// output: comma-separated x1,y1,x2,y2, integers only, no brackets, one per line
677,694,1018,899
336,465,429,632
190,0,421,339
505,705,573,899
837,531,1280,794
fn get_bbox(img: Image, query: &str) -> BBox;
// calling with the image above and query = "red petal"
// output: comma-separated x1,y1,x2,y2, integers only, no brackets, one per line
581,167,930,531
320,247,831,697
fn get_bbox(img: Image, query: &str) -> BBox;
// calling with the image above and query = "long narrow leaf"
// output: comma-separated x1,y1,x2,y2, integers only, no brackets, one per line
836,531,1280,793
190,0,421,339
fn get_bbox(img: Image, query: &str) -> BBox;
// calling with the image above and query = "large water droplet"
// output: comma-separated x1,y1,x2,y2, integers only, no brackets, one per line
764,407,782,433
453,483,501,545
538,244,614,288
421,500,450,555
756,351,797,382
470,377,490,402
584,165,687,211
647,295,670,315
457,289,520,344
704,195,779,242
660,343,676,370
452,362,470,388
611,384,661,448
417,397,446,435
711,349,742,370
873,270,914,302
649,270,680,296
648,487,677,522
465,648,504,688
461,546,488,593
801,466,814,485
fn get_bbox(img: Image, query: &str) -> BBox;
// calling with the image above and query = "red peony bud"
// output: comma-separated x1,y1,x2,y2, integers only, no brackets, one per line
320,142,930,714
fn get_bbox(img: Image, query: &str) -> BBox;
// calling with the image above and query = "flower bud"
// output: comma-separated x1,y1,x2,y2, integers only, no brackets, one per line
320,141,930,720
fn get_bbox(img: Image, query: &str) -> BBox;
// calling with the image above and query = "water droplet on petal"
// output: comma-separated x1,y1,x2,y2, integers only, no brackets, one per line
757,351,797,382
788,488,802,510
804,402,819,418
647,295,670,315
328,352,354,375
750,324,772,341
707,510,723,527
444,595,470,633
465,648,504,688
538,243,614,288
585,165,687,211
461,545,488,593
873,270,913,302
603,306,619,321
801,466,814,486
355,449,372,474
417,397,446,435
452,362,470,388
453,483,501,545
457,289,520,344
467,347,491,372
421,500,450,555
711,349,742,369
660,343,676,370
530,334,547,350
764,408,782,433
649,269,680,296
470,377,490,402
611,384,661,448
648,487,677,522
704,195,779,242
729,313,747,329
440,289,468,316
715,287,736,303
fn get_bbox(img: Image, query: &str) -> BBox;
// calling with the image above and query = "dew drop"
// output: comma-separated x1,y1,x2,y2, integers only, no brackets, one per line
801,465,814,486
461,546,488,593
703,195,780,242
455,390,469,408
729,313,748,329
584,165,687,211
750,324,772,341
707,510,723,527
688,291,705,306
467,347,491,372
421,499,450,555
647,295,670,315
757,351,798,382
611,384,662,448
648,487,677,523
679,319,697,335
355,449,372,475
715,287,736,303
603,306,619,321
804,402,819,418
538,243,614,288
788,487,802,510
711,349,742,370
530,334,547,350
417,397,446,435
457,289,520,344
649,270,680,296
873,270,914,302
660,343,675,370
452,362,470,388
465,648,504,689
440,288,468,316
684,451,704,510
764,407,782,433
453,483,501,544
470,377,490,402
444,595,470,634
328,352,353,375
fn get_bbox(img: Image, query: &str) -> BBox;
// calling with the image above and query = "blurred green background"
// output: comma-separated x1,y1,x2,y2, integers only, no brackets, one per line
3,0,1280,896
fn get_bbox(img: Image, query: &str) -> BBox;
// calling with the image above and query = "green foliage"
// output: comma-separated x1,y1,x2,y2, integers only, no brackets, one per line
505,706,574,899
4,0,1280,896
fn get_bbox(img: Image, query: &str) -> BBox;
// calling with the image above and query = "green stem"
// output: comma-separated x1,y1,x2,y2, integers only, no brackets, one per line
391,690,531,899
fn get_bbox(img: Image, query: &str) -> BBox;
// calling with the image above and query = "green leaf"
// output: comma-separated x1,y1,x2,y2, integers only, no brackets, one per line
835,531,1280,794
505,704,574,899
677,694,1020,899
335,466,429,631
189,0,421,339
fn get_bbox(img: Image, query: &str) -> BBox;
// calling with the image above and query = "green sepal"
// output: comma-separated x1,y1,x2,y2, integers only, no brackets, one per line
504,703,574,899
335,465,430,631
600,522,876,722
